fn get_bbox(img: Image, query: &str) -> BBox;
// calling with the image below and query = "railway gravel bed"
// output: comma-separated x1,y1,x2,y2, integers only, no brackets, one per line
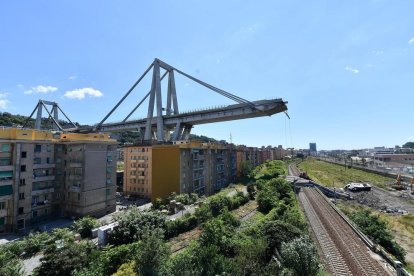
300,187,389,275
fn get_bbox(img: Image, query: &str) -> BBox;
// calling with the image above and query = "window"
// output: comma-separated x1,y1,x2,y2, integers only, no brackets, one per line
46,157,50,164
33,157,41,164
32,210,38,218
17,219,24,229
74,168,82,176
19,193,25,200
0,185,12,196
34,145,41,153
21,151,27,158
46,145,51,152
77,193,81,201
0,158,10,166
0,202,5,209
20,165,26,172
18,207,24,215
1,144,10,152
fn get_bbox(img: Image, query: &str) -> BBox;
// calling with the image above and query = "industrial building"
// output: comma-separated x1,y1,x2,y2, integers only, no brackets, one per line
0,128,117,233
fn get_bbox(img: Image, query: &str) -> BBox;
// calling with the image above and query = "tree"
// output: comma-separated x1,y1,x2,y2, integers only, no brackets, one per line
0,250,23,276
113,261,138,276
33,241,99,276
135,228,170,276
261,220,302,260
403,142,414,149
350,209,406,262
73,216,98,238
199,212,239,257
247,183,255,199
109,209,166,245
161,243,236,276
281,237,320,276
98,243,140,275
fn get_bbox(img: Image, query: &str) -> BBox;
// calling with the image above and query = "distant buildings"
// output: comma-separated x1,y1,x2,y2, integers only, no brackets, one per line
309,143,317,154
123,141,289,200
0,128,117,233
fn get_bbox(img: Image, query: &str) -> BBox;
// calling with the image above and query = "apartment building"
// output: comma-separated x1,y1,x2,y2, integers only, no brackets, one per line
123,141,237,201
0,128,116,233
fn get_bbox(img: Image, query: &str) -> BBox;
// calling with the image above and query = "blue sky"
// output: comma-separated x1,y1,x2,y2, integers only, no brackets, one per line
0,0,413,150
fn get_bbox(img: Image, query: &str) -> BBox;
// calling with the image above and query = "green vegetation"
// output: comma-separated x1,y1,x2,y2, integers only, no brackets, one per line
1,160,320,276
338,202,408,264
152,192,199,211
298,158,394,188
281,236,320,276
0,111,80,129
250,160,286,181
0,250,23,276
349,209,406,262
403,142,414,149
73,216,99,238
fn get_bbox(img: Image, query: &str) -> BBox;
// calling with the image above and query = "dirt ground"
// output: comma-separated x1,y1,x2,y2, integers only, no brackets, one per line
347,186,414,214
339,187,414,269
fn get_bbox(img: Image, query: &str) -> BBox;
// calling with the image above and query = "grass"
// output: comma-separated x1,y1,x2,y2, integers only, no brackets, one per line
337,201,414,272
298,158,394,189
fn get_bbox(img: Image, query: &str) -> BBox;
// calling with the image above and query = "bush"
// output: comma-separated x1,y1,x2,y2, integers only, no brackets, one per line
73,216,98,238
199,211,239,257
251,160,286,181
0,250,23,276
135,228,170,276
33,241,99,276
109,209,167,246
247,183,255,199
161,243,236,276
165,213,198,239
350,209,406,262
281,236,320,276
98,243,140,275
113,261,137,276
261,220,302,260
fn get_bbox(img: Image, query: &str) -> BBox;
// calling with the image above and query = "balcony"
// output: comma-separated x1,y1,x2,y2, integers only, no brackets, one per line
32,175,55,182
68,186,80,193
0,179,13,185
31,200,51,209
193,174,204,180
32,187,54,196
0,165,13,172
0,209,7,217
69,163,83,168
33,163,56,170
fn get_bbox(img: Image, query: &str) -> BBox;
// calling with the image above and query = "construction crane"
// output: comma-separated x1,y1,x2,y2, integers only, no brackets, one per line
411,177,414,194
393,174,404,191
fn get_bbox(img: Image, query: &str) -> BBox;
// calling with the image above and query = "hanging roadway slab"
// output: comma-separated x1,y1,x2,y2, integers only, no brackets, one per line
92,98,287,133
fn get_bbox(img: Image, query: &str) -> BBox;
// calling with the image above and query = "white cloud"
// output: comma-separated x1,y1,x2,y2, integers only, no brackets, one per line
409,37,414,44
68,75,77,80
406,136,414,142
24,85,58,94
0,93,10,109
345,66,359,74
17,84,24,88
64,87,103,99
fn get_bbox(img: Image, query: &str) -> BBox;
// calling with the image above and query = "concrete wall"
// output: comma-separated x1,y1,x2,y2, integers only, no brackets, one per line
151,146,180,200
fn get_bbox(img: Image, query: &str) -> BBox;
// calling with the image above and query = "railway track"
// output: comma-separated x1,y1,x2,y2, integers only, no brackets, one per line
290,163,389,275
300,187,389,275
